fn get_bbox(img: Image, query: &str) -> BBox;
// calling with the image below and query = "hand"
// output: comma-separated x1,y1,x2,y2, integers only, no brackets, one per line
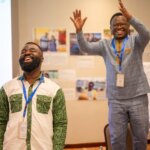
118,0,132,21
70,9,87,33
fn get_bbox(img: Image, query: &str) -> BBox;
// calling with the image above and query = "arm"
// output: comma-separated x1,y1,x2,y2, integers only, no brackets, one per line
70,10,104,55
0,87,9,150
118,0,132,21
70,9,87,33
77,32,104,55
52,89,67,150
129,18,150,49
119,0,150,48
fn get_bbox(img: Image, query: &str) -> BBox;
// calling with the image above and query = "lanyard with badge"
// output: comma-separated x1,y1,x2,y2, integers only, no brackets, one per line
18,74,44,139
112,36,128,87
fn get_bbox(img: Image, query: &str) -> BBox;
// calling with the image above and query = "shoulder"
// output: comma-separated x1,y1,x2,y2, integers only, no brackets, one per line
44,77,60,88
2,77,20,95
42,77,61,96
3,77,19,89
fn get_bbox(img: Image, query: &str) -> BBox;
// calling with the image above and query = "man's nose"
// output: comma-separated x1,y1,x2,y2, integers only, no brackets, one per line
24,49,32,54
117,24,122,28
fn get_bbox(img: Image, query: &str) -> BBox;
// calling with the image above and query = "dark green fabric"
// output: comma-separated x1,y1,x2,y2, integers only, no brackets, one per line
26,85,33,150
37,95,52,114
10,94,22,113
0,87,9,150
52,89,67,150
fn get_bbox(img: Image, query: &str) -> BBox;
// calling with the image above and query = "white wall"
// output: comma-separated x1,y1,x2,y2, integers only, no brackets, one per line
0,0,12,86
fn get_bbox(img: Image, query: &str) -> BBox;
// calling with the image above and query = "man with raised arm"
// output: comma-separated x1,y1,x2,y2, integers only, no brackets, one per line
70,0,150,149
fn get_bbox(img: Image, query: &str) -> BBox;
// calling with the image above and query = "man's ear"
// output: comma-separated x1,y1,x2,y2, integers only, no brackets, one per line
127,23,130,33
110,25,113,35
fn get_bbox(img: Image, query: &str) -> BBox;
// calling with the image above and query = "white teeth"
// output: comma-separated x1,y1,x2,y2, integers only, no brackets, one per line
117,30,124,34
24,56,32,62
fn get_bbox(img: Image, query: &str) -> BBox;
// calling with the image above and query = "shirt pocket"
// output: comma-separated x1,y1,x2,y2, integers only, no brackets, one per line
9,94,22,113
36,95,52,114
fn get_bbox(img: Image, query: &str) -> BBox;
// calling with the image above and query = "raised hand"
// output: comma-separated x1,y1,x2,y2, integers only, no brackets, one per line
118,0,132,20
70,9,87,33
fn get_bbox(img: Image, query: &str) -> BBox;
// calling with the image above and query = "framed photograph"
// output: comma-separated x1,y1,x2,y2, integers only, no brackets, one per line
76,78,106,100
34,27,67,53
70,32,101,55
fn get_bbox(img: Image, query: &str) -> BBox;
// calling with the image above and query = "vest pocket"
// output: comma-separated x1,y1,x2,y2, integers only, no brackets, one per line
36,95,52,114
9,94,22,113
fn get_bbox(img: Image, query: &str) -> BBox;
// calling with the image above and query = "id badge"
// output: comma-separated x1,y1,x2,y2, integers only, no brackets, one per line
116,73,125,87
18,119,27,139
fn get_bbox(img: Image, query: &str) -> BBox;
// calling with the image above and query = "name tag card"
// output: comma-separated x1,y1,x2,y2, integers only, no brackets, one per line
18,120,27,139
116,73,124,87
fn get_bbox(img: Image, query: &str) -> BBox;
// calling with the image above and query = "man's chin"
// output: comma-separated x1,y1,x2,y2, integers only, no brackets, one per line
115,36,127,40
19,57,41,73
21,66,35,73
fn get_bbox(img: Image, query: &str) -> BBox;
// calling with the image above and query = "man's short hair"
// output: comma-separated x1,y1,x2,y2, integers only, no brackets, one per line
25,42,42,52
110,12,123,25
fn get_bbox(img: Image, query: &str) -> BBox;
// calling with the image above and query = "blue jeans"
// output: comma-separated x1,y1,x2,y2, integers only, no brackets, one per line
108,94,149,150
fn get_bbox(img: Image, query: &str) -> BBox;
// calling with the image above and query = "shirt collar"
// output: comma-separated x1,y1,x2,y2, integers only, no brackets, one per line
17,72,45,83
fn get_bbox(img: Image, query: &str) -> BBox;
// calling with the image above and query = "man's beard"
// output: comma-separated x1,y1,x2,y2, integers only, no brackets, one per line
19,56,41,73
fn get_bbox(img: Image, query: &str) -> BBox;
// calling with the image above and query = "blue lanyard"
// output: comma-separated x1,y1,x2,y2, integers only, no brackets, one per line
112,36,128,72
21,74,44,118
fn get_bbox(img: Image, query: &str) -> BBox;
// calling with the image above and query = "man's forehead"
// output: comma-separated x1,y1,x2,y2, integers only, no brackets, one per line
23,43,39,50
114,15,127,22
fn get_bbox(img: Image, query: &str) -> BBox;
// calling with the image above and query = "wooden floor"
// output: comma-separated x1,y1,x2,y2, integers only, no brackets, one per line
64,144,150,150
65,148,100,150
65,147,103,150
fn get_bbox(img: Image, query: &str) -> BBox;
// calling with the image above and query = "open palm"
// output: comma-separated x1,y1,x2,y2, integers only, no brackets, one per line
70,9,87,33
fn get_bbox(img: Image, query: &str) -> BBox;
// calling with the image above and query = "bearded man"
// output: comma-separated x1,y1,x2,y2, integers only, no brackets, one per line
0,42,67,150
